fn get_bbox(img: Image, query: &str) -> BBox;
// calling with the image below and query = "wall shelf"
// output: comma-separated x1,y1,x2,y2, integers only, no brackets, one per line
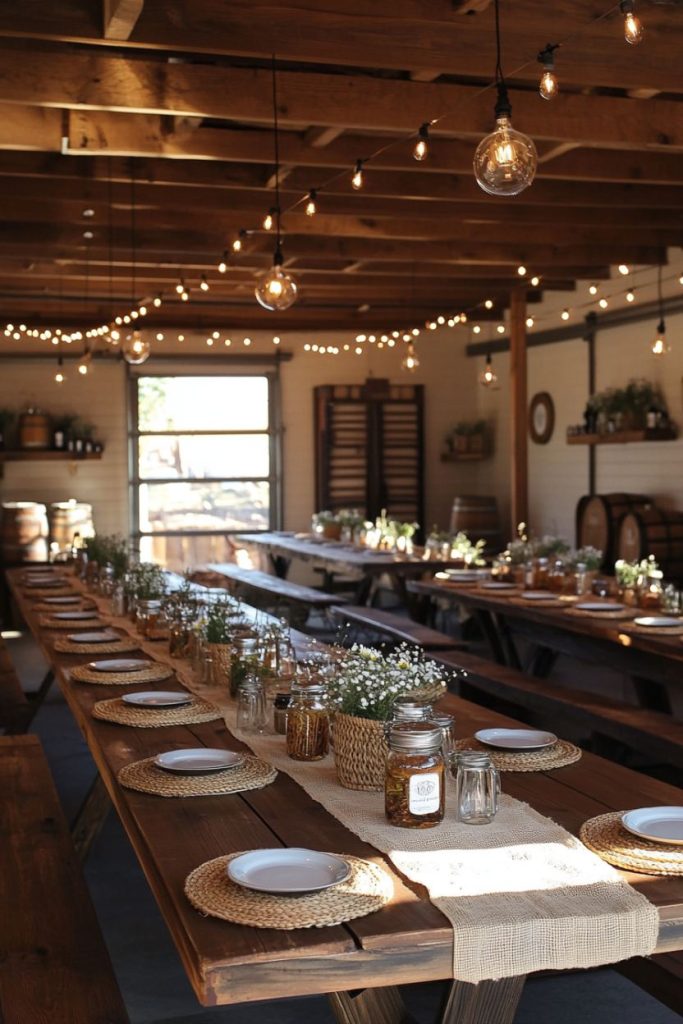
440,450,490,462
0,449,103,462
566,428,678,446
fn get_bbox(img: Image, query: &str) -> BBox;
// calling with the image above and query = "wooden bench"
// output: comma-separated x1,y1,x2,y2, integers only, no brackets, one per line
0,734,129,1022
0,635,55,734
431,647,683,778
200,563,347,626
331,604,467,652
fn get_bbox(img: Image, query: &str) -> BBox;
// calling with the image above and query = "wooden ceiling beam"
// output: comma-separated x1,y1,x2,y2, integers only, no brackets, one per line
103,0,144,40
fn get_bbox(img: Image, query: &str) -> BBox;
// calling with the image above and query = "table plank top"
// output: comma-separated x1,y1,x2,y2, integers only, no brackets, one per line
7,567,683,1007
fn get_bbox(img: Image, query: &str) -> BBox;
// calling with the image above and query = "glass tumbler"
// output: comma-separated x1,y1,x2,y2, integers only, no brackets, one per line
453,751,500,825
236,675,267,734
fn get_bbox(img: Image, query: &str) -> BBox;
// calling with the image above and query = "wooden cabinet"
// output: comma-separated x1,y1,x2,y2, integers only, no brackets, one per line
314,379,424,526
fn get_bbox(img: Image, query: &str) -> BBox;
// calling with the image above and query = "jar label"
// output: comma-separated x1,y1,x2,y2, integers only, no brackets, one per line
408,772,440,815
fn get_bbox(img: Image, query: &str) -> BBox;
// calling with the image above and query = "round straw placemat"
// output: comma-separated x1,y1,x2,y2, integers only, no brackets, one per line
32,601,94,613
23,587,75,598
625,622,683,636
185,852,393,929
454,737,582,772
39,615,108,629
564,606,635,620
473,587,520,598
118,754,277,797
509,597,564,608
71,662,175,685
579,812,683,876
54,637,141,655
93,696,222,727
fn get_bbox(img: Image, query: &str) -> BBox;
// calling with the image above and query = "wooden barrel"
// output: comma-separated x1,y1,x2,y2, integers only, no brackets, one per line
617,506,683,570
48,501,95,553
0,502,49,563
576,493,653,567
449,495,501,552
17,411,51,449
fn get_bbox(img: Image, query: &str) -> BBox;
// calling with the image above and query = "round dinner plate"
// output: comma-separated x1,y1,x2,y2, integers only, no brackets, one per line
25,579,63,588
520,591,555,601
575,602,626,613
227,848,351,895
42,596,81,604
633,616,683,629
123,691,191,708
88,658,150,673
51,610,99,620
66,631,119,643
480,581,517,591
154,748,244,775
475,728,558,751
621,806,683,846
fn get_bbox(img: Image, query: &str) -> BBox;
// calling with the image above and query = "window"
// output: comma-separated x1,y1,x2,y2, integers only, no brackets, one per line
130,373,280,570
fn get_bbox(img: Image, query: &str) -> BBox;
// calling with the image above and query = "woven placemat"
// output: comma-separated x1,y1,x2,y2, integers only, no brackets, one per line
510,597,564,608
580,812,683,876
39,615,108,629
54,637,141,655
71,662,175,685
625,623,683,636
93,696,222,727
454,737,582,772
564,606,635,620
32,601,94,613
185,852,393,929
23,587,76,598
118,754,277,797
473,586,520,597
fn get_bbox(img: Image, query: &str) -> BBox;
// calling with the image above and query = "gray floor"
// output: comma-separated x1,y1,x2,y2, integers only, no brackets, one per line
6,629,680,1024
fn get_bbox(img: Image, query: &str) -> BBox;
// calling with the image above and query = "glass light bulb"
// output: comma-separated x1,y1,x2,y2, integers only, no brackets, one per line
153,295,162,307
218,257,227,273
473,116,537,197
539,69,558,101
232,237,242,252
351,164,363,190
54,370,65,384
263,212,274,231
626,290,635,303
561,309,570,320
401,343,419,372
255,263,298,311
306,198,317,216
624,11,644,44
123,329,151,365
651,323,668,356
413,137,428,161
200,276,209,291
479,358,497,387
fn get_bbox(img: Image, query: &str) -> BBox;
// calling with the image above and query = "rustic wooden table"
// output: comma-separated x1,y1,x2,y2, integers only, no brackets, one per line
408,579,683,718
8,568,683,1024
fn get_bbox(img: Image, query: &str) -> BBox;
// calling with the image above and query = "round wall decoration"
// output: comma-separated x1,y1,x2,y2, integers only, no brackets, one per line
529,392,555,444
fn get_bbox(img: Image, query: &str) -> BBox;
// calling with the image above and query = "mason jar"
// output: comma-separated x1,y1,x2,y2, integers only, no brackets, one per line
136,598,162,637
286,682,329,761
385,722,445,829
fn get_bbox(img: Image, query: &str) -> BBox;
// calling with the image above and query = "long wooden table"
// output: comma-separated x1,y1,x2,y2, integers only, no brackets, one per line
8,567,683,1023
238,531,459,604
408,579,683,719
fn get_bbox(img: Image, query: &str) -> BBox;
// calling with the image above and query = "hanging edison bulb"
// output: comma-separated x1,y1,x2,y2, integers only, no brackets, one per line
54,355,66,385
651,319,668,356
77,348,92,376
123,329,151,365
255,248,298,311
412,123,430,161
351,160,364,191
305,190,317,216
537,44,559,101
621,0,644,44
479,354,498,387
263,207,277,231
473,84,537,196
401,341,419,372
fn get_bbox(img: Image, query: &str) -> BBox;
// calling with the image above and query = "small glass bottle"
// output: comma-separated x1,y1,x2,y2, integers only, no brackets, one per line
111,581,126,617
430,711,456,763
454,751,500,825
574,561,588,596
534,556,549,589
136,598,162,637
638,568,664,610
547,558,566,593
286,682,329,761
273,691,293,734
385,722,445,829
236,673,267,734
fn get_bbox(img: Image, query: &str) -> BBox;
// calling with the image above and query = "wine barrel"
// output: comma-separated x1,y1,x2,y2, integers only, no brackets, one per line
617,506,683,570
449,495,502,552
576,493,653,568
17,411,50,449
0,502,49,563
48,500,95,554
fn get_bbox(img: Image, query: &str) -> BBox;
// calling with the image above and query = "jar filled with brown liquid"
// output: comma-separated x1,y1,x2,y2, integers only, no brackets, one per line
286,682,329,761
385,722,445,829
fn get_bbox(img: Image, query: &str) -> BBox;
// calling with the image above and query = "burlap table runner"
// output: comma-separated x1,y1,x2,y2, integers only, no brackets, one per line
453,736,582,772
185,852,392,929
93,696,222,728
580,812,683,876
118,754,276,797
71,663,174,685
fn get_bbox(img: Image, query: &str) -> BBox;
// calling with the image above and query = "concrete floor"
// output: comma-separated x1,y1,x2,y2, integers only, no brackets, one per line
7,629,680,1024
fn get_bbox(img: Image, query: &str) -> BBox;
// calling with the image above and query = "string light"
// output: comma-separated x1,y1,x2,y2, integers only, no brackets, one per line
175,278,185,295
200,274,210,292
626,289,635,303
272,335,281,345
588,283,598,296
232,230,246,253
305,190,317,216
401,341,420,372
530,276,540,287
123,329,150,365
351,160,364,190
620,0,644,44
218,251,228,273
77,348,92,376
263,207,277,231
618,264,630,276
54,355,66,385
484,299,494,310
537,44,559,100
412,123,430,162
479,354,498,388
651,265,668,356
517,266,527,277
181,290,189,302
561,308,570,320
153,294,162,307
496,324,505,334
526,316,534,328
598,298,609,309
473,325,482,334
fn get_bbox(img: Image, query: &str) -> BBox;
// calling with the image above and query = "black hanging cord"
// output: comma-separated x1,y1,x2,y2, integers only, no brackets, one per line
657,263,665,333
494,0,504,85
107,156,114,323
270,54,283,260
493,0,511,118
130,161,136,306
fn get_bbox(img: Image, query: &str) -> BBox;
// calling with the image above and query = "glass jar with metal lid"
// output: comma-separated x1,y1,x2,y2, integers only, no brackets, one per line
385,722,445,829
384,696,433,738
286,682,329,761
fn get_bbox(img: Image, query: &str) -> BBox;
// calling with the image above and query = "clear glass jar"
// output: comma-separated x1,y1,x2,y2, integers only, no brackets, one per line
574,561,588,596
136,598,162,637
638,568,664,610
99,563,115,597
547,558,566,593
236,673,267,734
385,722,445,829
534,557,549,589
384,697,433,739
453,751,500,825
286,682,329,761
430,711,456,762
230,635,259,697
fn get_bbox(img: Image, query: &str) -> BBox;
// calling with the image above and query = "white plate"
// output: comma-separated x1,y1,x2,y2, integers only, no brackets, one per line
25,579,63,588
154,748,244,774
621,806,683,846
88,658,150,673
480,581,517,591
123,691,191,708
475,728,558,751
42,596,81,605
520,591,554,601
575,602,625,613
51,610,99,620
66,631,119,643
633,616,683,628
439,570,483,582
227,848,351,894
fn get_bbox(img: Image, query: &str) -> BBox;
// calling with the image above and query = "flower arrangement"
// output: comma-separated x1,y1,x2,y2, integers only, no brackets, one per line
205,596,245,643
84,534,129,578
615,555,660,588
327,644,447,722
571,545,603,571
126,562,167,601
451,530,487,566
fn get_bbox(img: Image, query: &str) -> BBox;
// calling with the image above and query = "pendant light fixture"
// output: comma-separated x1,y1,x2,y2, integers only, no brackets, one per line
54,353,66,385
401,340,420,372
537,44,559,101
122,164,150,365
412,123,430,161
621,0,644,45
479,353,498,387
650,265,668,356
255,57,298,312
473,0,537,196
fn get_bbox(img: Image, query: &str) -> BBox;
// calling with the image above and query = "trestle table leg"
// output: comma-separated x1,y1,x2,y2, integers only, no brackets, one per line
71,773,111,861
328,986,415,1024
440,974,526,1024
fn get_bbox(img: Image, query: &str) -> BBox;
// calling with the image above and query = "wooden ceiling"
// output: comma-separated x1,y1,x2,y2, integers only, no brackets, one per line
0,0,681,332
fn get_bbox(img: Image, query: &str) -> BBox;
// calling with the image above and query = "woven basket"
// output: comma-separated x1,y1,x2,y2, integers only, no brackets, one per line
334,712,388,792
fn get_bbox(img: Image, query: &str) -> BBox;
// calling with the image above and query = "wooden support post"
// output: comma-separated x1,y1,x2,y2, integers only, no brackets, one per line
509,286,528,535
583,312,598,498
329,986,415,1024
441,975,526,1024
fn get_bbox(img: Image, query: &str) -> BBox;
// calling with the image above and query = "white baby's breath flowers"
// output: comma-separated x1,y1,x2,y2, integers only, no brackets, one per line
327,643,448,721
